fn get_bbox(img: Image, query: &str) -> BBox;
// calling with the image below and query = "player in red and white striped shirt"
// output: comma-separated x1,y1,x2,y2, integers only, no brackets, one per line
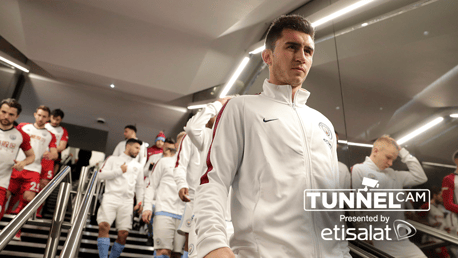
0,98,35,221
7,106,57,239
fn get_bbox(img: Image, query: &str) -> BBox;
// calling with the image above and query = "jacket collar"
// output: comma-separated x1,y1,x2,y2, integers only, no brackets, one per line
260,79,311,106
364,156,383,172
120,152,134,162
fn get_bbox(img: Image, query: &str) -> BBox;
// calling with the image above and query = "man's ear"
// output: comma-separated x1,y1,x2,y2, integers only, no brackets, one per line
262,49,273,66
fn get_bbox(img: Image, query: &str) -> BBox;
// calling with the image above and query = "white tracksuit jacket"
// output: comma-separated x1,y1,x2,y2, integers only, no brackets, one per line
144,156,185,216
352,149,428,258
194,80,350,258
98,153,144,205
113,140,148,167
174,135,201,199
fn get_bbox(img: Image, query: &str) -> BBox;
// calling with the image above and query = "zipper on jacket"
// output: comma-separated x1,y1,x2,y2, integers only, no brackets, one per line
291,92,321,257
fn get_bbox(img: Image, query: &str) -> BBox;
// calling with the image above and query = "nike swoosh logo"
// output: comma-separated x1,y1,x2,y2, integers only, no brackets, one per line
263,118,278,123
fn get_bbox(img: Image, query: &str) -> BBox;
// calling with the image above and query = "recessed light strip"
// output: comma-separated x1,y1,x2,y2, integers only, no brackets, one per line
397,117,444,145
451,114,458,118
422,162,456,169
312,0,374,28
187,104,207,110
0,56,29,73
220,57,250,98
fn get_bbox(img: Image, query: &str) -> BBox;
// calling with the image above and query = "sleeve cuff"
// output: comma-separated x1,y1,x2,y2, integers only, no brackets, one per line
399,148,410,161
197,234,229,258
211,101,223,114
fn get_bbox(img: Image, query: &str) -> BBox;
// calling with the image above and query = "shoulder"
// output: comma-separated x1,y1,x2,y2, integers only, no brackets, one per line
306,106,334,128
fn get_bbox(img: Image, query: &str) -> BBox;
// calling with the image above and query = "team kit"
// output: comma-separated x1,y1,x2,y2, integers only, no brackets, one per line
1,14,457,258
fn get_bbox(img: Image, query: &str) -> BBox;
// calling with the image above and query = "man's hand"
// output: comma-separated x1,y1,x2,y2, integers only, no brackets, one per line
134,202,143,214
121,163,127,173
218,96,233,106
12,160,26,171
204,247,235,258
43,151,52,160
142,210,152,223
179,188,191,202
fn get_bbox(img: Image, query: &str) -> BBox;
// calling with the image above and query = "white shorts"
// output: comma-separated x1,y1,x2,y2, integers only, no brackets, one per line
177,202,193,234
97,196,133,231
188,217,197,258
153,215,186,253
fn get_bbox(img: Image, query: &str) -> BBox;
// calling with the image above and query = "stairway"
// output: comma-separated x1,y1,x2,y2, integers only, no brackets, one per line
0,215,155,257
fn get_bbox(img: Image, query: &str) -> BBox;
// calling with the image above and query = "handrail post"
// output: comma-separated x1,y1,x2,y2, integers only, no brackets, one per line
71,166,89,224
44,182,71,258
60,168,99,258
0,166,71,251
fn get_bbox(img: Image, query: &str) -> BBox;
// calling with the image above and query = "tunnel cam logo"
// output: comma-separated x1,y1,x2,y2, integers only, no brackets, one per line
319,122,332,140
394,220,417,240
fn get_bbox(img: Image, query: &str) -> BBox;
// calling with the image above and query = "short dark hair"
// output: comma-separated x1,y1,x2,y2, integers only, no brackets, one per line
164,137,175,145
37,105,51,116
126,138,142,146
125,125,137,133
1,98,22,115
431,186,441,196
51,109,65,119
265,14,315,51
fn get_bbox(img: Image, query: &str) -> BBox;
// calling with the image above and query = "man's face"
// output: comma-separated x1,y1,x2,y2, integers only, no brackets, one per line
0,104,19,127
263,29,314,87
50,115,62,127
124,128,135,139
435,190,443,204
34,109,50,128
373,145,399,170
156,140,164,149
162,142,176,157
127,143,141,158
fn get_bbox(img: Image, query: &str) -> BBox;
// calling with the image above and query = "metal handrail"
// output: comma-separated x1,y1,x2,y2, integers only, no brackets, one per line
407,219,458,245
44,182,72,258
0,166,71,251
59,166,99,258
71,166,89,224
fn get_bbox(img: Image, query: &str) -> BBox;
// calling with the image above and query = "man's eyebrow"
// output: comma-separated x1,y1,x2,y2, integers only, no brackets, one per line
285,42,314,51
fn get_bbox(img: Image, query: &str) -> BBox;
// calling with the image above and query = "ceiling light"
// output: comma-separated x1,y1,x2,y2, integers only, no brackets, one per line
397,117,444,145
450,114,458,118
187,104,206,110
347,142,373,148
220,57,250,98
110,84,115,88
0,56,29,73
361,22,368,27
422,162,456,169
338,140,373,148
249,46,265,55
312,0,374,28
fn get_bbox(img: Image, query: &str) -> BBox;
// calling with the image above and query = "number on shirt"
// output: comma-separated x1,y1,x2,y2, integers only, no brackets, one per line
30,182,38,191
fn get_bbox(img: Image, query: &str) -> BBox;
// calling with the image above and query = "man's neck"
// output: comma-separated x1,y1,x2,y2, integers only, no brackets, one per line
0,124,13,130
34,122,45,129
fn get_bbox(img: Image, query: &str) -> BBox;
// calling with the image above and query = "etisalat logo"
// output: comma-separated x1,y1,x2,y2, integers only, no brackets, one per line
304,177,429,241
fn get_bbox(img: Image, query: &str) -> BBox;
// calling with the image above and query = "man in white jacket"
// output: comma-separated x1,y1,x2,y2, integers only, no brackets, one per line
142,137,185,258
352,135,428,258
97,138,144,258
113,125,148,167
194,14,350,258
174,98,231,258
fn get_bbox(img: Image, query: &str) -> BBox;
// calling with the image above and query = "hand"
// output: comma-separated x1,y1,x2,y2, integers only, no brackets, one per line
142,210,152,223
218,96,233,106
43,151,52,160
12,160,26,171
179,188,191,202
134,202,143,214
204,247,235,258
121,163,127,173
445,227,451,233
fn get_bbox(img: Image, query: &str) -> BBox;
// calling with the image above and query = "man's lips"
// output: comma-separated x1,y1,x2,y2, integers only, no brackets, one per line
292,67,305,73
